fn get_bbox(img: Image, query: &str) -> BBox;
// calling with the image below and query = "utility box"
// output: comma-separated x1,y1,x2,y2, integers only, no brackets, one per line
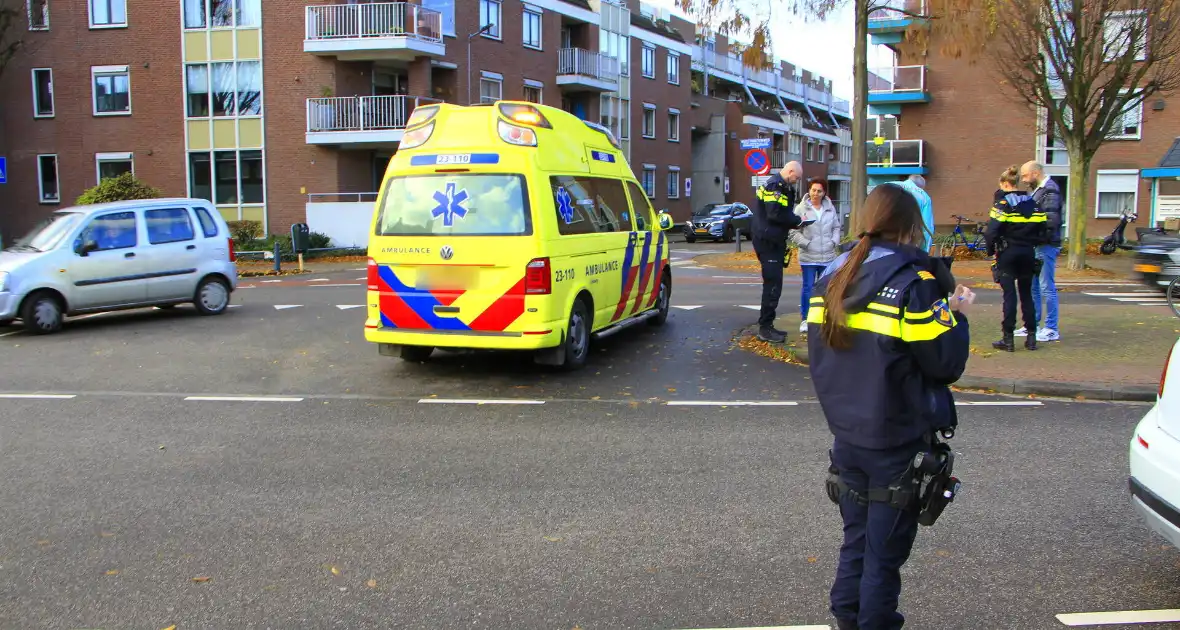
290,223,310,254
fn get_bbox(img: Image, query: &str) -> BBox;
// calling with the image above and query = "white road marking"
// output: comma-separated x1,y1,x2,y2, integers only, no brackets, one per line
309,278,331,282
350,268,366,271
227,304,243,309
677,625,829,629
672,305,704,310
1082,292,1158,297
0,393,77,400
237,285,256,289
355,276,367,281
418,398,545,405
274,305,303,310
260,279,283,284
1111,297,1167,303
0,329,24,338
739,305,761,310
666,401,799,406
713,275,760,279
1057,281,1140,286
725,282,761,286
310,283,362,287
956,401,1043,406
336,305,365,310
184,396,305,402
1056,609,1180,626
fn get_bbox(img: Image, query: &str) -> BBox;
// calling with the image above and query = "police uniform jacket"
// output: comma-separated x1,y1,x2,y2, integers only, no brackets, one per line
752,173,802,242
806,242,970,450
984,190,1049,256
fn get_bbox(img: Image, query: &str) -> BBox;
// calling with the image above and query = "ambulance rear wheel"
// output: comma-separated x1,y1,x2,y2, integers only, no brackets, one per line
400,345,434,363
561,299,591,371
648,273,670,327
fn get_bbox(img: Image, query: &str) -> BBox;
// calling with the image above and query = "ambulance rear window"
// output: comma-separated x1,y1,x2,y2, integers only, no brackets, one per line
375,174,532,237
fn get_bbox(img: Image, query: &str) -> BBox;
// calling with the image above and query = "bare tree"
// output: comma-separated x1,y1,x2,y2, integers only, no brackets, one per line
0,0,28,80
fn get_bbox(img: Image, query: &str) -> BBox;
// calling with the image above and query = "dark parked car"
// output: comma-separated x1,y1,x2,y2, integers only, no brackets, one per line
1134,229,1180,291
684,203,753,243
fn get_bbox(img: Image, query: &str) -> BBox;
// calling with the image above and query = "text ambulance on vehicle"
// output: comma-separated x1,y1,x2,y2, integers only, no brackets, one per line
364,101,675,370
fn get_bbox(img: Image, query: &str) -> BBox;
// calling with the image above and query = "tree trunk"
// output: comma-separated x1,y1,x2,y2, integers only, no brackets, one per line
1066,144,1090,271
849,0,869,232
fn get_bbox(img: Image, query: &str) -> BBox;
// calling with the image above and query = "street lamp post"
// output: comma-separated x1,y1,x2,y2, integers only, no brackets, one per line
466,23,495,105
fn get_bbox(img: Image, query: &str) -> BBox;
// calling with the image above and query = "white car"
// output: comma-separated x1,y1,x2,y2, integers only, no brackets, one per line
1129,338,1180,548
0,198,239,334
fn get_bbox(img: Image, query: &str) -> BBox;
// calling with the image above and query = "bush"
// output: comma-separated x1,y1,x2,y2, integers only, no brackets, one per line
76,172,162,205
308,231,332,249
227,220,262,244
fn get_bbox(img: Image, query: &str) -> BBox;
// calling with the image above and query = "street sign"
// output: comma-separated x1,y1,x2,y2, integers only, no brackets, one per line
740,138,772,150
744,149,771,176
724,177,730,195
752,176,771,188
0,157,7,184
684,177,692,197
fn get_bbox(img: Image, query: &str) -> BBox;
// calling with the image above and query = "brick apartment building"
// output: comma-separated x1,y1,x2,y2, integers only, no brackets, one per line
0,0,851,246
868,0,1180,239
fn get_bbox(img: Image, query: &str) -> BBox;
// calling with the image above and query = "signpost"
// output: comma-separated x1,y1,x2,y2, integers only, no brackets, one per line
744,149,771,177
740,138,772,151
684,177,692,198
0,157,7,185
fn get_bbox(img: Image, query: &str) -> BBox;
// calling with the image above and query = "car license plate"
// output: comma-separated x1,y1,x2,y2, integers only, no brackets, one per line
1135,263,1162,273
695,229,708,234
436,154,472,165
417,268,478,290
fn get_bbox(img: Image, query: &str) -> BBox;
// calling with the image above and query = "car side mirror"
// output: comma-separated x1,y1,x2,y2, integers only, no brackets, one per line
657,212,673,231
76,239,98,257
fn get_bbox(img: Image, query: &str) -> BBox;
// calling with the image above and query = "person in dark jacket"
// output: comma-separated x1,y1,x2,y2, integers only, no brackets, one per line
806,183,974,630
987,165,1049,352
752,161,804,343
1020,161,1063,342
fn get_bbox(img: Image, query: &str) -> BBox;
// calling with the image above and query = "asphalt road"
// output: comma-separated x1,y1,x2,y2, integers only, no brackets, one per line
0,245,1176,630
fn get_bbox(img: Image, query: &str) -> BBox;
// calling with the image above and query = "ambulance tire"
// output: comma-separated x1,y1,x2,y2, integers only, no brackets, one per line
648,273,670,327
561,298,591,371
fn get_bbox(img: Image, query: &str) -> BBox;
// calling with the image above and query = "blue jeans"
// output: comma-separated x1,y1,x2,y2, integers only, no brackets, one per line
800,264,825,319
1031,245,1059,331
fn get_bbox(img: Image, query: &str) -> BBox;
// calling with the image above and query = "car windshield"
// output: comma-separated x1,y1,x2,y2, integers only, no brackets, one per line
374,174,531,236
7,212,83,252
710,206,737,216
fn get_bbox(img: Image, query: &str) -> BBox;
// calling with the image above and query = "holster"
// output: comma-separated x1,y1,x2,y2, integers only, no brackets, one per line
824,437,962,527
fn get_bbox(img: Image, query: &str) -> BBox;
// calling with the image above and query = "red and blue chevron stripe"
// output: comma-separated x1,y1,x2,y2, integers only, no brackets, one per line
376,265,525,332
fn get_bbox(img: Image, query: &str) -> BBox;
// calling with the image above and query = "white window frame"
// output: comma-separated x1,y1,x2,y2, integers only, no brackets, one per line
522,4,542,50
642,103,656,139
1104,10,1147,62
1108,89,1143,140
642,165,656,199
667,166,681,199
37,154,60,204
28,0,49,30
667,107,680,142
31,68,54,118
479,0,502,40
523,78,543,104
1094,169,1140,219
789,134,802,155
91,65,131,116
479,71,503,104
88,0,126,28
95,152,134,184
666,52,680,85
641,44,655,79
806,140,816,162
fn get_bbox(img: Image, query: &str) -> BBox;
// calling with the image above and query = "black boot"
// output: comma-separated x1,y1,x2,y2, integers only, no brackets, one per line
1025,335,1037,351
992,332,1015,352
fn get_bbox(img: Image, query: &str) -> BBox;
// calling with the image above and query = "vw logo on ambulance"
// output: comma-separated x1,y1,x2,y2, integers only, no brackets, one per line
439,245,454,261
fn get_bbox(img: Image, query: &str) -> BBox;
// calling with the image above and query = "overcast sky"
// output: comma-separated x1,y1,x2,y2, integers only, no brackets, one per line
647,0,896,101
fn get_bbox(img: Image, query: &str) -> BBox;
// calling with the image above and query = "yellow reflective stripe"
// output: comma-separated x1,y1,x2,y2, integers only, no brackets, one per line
995,212,1047,223
810,296,824,305
806,306,903,337
989,209,1001,220
866,302,900,315
901,318,954,341
905,309,933,320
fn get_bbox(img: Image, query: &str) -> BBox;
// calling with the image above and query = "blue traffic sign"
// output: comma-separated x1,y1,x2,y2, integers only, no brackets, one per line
744,149,770,176
0,157,7,184
740,138,772,150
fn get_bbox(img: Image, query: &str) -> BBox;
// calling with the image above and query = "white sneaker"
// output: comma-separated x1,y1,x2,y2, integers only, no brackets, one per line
1014,327,1028,337
799,320,808,334
1036,328,1060,342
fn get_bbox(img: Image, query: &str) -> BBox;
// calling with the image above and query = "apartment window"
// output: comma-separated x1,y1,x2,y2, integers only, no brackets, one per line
422,0,456,37
641,165,656,198
522,5,541,50
1095,170,1139,219
96,152,133,183
479,0,501,39
1109,90,1143,140
480,72,503,104
667,167,680,199
789,134,802,155
600,30,629,76
31,68,53,118
92,66,130,116
641,44,655,78
185,61,262,117
188,150,264,204
523,80,543,104
818,142,827,160
806,140,815,162
642,103,656,138
667,108,680,142
88,0,126,27
181,0,259,28
37,154,59,204
28,0,48,30
667,52,680,85
1104,10,1147,62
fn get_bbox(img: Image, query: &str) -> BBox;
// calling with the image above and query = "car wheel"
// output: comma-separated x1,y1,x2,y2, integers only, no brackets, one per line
561,299,591,371
194,276,230,315
647,273,671,327
400,345,434,362
21,291,63,335
685,235,696,243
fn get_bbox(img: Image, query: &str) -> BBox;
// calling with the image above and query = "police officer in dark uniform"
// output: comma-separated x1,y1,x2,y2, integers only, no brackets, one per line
806,184,973,630
986,165,1049,352
752,161,804,343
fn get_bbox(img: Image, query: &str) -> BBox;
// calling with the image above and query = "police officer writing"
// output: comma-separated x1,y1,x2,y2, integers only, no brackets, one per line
752,161,806,343
806,184,973,630
985,165,1049,352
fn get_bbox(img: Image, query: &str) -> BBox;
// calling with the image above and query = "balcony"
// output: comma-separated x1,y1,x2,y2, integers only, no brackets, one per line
556,48,619,92
866,139,927,175
305,3,445,61
868,0,928,45
306,95,440,147
829,161,851,177
867,65,931,115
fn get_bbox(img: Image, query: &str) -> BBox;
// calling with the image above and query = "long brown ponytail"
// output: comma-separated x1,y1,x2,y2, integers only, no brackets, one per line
820,183,923,350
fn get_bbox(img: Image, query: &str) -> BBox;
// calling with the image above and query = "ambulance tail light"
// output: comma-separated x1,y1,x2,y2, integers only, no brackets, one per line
525,258,551,295
405,104,440,128
367,257,380,291
498,103,552,129
228,238,236,262
498,119,538,147
401,122,435,150
1160,342,1175,399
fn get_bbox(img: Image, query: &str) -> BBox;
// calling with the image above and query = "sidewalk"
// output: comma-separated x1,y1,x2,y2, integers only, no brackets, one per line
740,300,1172,401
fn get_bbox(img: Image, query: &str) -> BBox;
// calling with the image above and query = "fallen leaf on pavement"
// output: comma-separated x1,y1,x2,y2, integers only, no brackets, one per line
163,626,177,630
36,540,50,546
543,536,563,542
105,570,119,575
330,566,341,576
935,549,951,558
100,532,115,538
806,557,818,563
191,576,211,583
366,579,377,588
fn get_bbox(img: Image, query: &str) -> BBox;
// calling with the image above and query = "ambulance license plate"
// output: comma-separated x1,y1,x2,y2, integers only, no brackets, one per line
418,268,478,290
436,154,472,165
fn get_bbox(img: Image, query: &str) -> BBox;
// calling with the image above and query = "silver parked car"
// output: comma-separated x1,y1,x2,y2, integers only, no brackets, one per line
0,198,239,334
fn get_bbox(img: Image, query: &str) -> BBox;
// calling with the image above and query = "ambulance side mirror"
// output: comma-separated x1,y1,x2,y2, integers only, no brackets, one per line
657,211,673,231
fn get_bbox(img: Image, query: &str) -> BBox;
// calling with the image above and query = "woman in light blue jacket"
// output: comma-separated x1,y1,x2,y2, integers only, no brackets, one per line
791,178,843,334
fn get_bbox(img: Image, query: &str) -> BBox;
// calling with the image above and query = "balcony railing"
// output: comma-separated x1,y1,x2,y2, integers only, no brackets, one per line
833,97,850,115
868,0,927,22
866,139,925,167
557,48,619,82
306,95,441,134
869,65,927,93
306,3,443,44
829,162,852,176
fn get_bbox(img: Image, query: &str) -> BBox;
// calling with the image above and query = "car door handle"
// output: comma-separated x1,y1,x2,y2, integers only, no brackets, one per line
124,252,135,258
186,245,196,250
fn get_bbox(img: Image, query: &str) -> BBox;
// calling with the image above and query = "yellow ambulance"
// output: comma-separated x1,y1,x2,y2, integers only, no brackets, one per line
364,101,674,370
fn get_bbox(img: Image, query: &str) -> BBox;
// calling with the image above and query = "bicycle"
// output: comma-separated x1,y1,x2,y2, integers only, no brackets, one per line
1167,275,1180,319
945,214,989,254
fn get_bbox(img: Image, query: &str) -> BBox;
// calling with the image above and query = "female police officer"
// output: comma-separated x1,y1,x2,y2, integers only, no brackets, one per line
805,184,973,630
985,165,1049,352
